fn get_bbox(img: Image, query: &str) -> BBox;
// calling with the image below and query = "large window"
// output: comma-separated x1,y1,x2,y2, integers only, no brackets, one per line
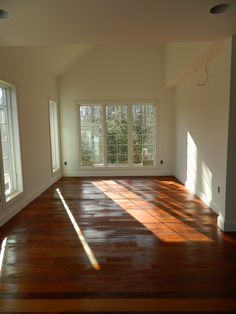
0,81,23,201
79,103,156,167
49,100,60,173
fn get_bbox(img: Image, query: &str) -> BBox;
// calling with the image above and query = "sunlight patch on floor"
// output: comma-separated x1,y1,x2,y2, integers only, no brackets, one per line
0,237,7,274
92,180,212,243
56,188,100,270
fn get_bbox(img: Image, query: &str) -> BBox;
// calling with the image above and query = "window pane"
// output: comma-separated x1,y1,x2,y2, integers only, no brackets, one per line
0,123,8,140
0,87,15,196
4,173,10,193
132,104,155,165
80,105,103,166
1,140,9,159
0,87,7,107
0,108,7,124
106,105,128,165
49,100,60,172
133,154,142,164
118,154,128,164
0,84,23,200
143,134,154,145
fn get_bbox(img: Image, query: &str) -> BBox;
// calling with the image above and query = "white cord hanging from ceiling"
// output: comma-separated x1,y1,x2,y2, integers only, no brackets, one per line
198,52,212,87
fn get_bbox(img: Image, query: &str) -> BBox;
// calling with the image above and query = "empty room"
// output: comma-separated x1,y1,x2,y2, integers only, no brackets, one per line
0,0,236,313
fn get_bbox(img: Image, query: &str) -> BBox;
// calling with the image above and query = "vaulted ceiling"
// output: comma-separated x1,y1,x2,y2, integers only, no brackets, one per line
0,0,235,76
0,0,236,46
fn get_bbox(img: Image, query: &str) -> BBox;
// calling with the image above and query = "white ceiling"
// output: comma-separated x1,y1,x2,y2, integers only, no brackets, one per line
0,0,236,46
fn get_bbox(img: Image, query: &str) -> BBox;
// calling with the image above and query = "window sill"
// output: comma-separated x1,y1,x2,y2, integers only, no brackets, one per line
5,189,23,203
78,164,156,170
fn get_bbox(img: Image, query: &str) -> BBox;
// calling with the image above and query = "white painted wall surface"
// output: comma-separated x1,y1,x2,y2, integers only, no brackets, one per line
0,46,61,226
174,39,231,215
165,42,211,86
59,43,174,176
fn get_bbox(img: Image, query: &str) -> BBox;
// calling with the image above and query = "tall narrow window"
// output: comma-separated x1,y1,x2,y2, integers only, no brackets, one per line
79,103,156,168
132,104,155,165
49,100,60,173
0,81,23,201
80,105,103,166
106,105,128,165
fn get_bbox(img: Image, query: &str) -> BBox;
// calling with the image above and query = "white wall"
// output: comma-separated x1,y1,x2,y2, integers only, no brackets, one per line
59,43,174,176
174,39,231,216
165,42,211,86
0,46,61,226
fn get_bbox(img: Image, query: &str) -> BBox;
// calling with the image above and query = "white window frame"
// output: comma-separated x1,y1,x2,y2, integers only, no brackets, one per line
0,80,23,203
49,100,60,174
77,99,157,169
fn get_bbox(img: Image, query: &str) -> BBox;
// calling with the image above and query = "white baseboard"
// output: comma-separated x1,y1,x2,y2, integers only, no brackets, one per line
184,179,221,215
174,176,221,215
217,214,236,231
209,200,220,215
63,170,172,177
0,173,62,228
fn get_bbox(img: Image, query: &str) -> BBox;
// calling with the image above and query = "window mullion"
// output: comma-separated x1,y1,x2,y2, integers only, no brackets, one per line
127,105,132,166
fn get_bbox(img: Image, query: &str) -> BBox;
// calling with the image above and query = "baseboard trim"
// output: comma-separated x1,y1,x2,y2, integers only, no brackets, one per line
174,176,221,215
217,214,236,231
0,173,62,228
63,170,172,177
184,179,221,215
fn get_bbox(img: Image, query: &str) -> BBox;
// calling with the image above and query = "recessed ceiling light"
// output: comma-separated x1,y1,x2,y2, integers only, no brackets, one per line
210,3,230,14
0,9,8,19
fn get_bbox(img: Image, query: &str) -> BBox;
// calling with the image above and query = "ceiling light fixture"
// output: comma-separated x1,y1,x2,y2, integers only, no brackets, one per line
210,3,230,14
0,9,8,19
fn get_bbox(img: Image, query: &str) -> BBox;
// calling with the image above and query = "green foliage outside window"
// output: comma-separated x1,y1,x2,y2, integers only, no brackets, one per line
80,104,155,166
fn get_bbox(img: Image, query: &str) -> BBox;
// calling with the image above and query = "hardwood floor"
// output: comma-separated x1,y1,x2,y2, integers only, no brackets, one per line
0,176,236,313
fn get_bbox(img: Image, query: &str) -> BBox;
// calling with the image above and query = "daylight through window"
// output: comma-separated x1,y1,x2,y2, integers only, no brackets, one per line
49,100,60,173
0,82,23,201
79,103,156,167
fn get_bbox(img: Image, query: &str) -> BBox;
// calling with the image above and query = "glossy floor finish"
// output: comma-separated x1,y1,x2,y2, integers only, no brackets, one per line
0,176,236,313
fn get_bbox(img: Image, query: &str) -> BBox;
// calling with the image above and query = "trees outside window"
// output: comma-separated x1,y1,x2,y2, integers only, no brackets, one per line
132,104,155,164
106,105,128,165
79,103,156,167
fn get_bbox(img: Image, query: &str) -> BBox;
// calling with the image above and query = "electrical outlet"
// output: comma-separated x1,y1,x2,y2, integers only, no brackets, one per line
160,160,164,164
64,161,67,165
217,186,220,193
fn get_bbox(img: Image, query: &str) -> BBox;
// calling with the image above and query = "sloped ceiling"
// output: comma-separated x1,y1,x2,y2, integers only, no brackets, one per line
20,45,95,76
0,0,235,76
0,0,236,45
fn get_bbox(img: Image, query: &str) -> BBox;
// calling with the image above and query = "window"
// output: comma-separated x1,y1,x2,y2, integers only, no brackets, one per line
132,104,155,165
106,105,128,165
49,100,60,173
79,103,156,167
0,81,23,201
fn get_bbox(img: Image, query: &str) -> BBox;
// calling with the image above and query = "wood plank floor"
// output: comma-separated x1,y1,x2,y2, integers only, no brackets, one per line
0,176,236,313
